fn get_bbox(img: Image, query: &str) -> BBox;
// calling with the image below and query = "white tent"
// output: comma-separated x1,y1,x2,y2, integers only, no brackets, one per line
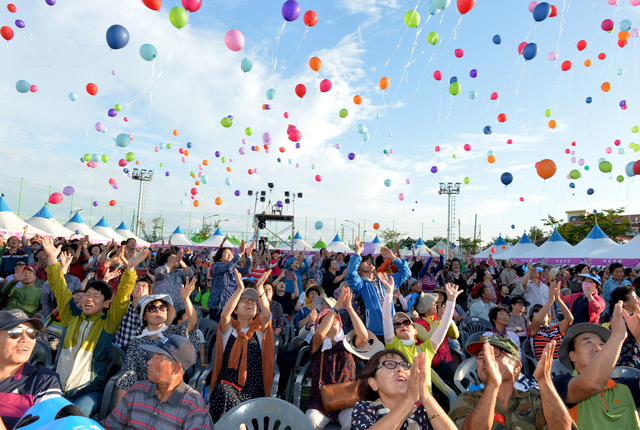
363,235,383,255
64,213,111,243
91,217,126,243
325,233,353,253
495,233,539,263
26,205,76,238
115,221,149,246
474,235,511,261
536,229,576,265
197,228,226,248
568,225,619,262
0,197,48,237
591,233,640,267
153,226,194,248
433,240,448,255
403,238,440,257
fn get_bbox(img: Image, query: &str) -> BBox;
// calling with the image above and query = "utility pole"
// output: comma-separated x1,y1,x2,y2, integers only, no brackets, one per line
473,214,477,242
439,182,461,252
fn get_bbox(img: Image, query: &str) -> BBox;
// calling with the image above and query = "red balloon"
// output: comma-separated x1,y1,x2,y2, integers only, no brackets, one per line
319,79,332,92
497,113,507,123
507,139,513,144
518,42,526,54
634,160,640,175
454,48,464,58
490,92,498,100
577,40,587,51
303,10,318,27
1,26,14,41
118,159,127,167
315,175,322,182
48,192,63,204
550,4,558,17
561,60,572,71
464,144,471,151
295,84,306,98
289,130,302,142
618,39,628,48
598,52,606,60
181,0,201,12
86,83,98,96
457,0,476,14
109,200,117,207
142,0,162,11
7,3,16,12
433,70,443,81
190,187,198,196
284,112,289,118
30,85,37,93
248,169,254,175
287,125,297,134
614,139,621,146
279,147,285,153
108,178,116,184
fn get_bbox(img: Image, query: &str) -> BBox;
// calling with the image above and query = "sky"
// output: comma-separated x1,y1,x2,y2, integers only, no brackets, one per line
1,0,640,248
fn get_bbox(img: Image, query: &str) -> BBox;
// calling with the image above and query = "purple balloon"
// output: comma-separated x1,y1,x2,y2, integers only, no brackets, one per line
430,166,438,173
235,190,241,196
348,152,355,160
295,143,301,149
63,186,75,196
227,115,234,120
262,132,272,142
15,20,25,29
239,147,246,155
241,139,246,144
276,200,283,207
265,104,271,110
112,182,120,189
165,172,170,176
93,201,98,207
620,100,627,107
281,0,301,21
45,0,55,5
215,151,221,158
469,69,478,78
95,122,105,132
362,243,376,256
108,108,117,117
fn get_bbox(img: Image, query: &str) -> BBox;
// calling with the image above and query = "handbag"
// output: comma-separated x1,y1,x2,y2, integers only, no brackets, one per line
319,350,360,412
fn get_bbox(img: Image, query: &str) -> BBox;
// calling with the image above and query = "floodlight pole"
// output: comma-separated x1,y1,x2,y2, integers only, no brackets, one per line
439,182,461,259
131,169,153,238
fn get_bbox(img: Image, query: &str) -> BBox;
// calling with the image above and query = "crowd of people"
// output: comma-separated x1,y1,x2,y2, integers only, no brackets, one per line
1,230,640,429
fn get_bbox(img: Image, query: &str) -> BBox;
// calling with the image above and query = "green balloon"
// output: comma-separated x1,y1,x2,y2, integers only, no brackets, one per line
383,149,388,154
449,82,462,96
125,152,135,162
101,154,109,163
114,104,123,111
221,157,226,163
83,153,91,161
404,10,420,28
584,165,590,170
598,161,612,173
160,163,163,167
544,109,551,117
245,127,253,135
463,177,470,184
633,126,640,133
427,32,439,45
635,145,640,152
570,169,580,179
617,175,625,183
166,143,172,149
452,154,457,159
189,171,195,176
169,6,188,29
384,179,392,187
339,109,349,118
221,117,233,128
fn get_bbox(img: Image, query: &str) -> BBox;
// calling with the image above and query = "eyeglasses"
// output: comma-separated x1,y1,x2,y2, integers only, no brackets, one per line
7,327,39,340
376,360,411,372
393,320,412,330
146,304,168,314
475,348,504,360
240,297,258,305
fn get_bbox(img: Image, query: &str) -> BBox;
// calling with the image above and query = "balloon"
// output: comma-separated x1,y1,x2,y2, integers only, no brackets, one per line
493,35,501,44
561,60,572,71
69,92,78,101
357,124,368,134
523,43,538,60
536,159,556,179
599,161,612,173
584,59,592,67
586,97,592,103
353,95,362,105
533,2,551,21
491,92,498,100
634,160,640,175
101,154,109,163
309,56,322,72
109,200,117,207
404,10,420,28
142,0,162,11
454,49,464,58
598,53,607,60
577,40,587,51
616,175,624,183
501,172,513,185
315,175,322,182
483,126,492,135
498,113,507,123
528,1,539,12
15,20,24,29
319,79,332,92
182,0,202,12
15,80,30,93
457,0,476,14
587,188,594,195
548,51,557,61
7,4,16,12
1,26,14,41
427,32,439,45
601,82,611,92
63,186,75,196
108,108,117,117
95,122,105,132
602,19,615,32
426,0,441,15
548,120,557,129
433,70,443,81
106,25,129,50
340,109,349,118
225,30,245,51
169,7,188,28
468,91,477,99
49,193,63,204
431,166,438,173
464,144,471,151
224,178,232,186
86,83,98,96
626,161,636,176
140,43,158,61
570,169,581,179
262,132,272,142
487,155,496,163
362,133,370,141
221,117,233,127
384,179,392,187
433,0,451,8
518,42,527,54
303,10,318,26
379,77,390,90
115,133,131,147
282,0,301,21
295,84,306,98
449,82,461,96
289,130,302,142
621,19,632,32
544,109,552,117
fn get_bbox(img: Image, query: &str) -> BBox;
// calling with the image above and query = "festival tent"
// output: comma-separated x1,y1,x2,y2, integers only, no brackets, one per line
0,197,48,237
566,225,619,263
64,213,111,243
197,228,227,248
325,233,353,253
590,233,640,267
91,217,126,243
312,237,327,249
152,226,194,248
535,229,576,265
434,240,448,255
26,206,76,238
405,238,439,257
115,221,149,246
474,236,511,261
274,232,313,252
368,235,384,255
495,233,539,263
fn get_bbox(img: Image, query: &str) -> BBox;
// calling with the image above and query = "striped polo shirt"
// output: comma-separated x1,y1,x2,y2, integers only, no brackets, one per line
527,323,565,360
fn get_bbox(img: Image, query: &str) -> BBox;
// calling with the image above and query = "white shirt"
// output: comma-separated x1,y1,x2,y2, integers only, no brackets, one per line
523,280,550,309
220,325,264,350
469,301,497,321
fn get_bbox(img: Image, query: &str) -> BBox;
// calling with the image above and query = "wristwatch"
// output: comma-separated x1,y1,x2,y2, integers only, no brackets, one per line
330,307,337,313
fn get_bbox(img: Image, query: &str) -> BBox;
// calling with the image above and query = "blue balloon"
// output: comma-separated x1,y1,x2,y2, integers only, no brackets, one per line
357,124,367,134
240,58,253,73
469,91,477,99
115,133,131,148
432,0,451,8
277,157,281,163
266,88,277,100
587,188,594,195
626,161,636,177
139,44,157,61
449,76,458,84
621,19,632,32
16,80,30,93
532,2,551,22
225,178,232,186
493,35,501,45
314,221,323,230
511,224,515,229
106,24,129,50
187,142,192,148
483,126,492,135
569,182,575,188
522,43,538,61
500,172,513,186
426,0,442,15
362,132,370,141
586,97,592,104
123,168,129,173
201,175,208,184
69,92,78,101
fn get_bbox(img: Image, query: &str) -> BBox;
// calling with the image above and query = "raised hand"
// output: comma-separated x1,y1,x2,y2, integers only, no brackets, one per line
104,268,123,282
380,246,396,261
41,236,62,265
378,272,395,295
342,287,353,311
354,237,364,255
482,343,502,388
127,249,150,270
245,241,256,256
444,282,462,301
238,240,246,255
13,267,27,283
405,352,422,403
610,301,629,341
180,276,197,300
255,270,272,294
622,303,640,340
233,269,245,293
59,251,73,273
534,340,556,382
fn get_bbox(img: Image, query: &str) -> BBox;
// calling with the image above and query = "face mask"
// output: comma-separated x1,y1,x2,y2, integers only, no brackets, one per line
582,281,592,295
401,338,415,346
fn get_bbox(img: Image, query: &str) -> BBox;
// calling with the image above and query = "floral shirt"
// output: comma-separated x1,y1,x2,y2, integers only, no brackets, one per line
351,400,432,430
153,265,188,312
617,327,640,368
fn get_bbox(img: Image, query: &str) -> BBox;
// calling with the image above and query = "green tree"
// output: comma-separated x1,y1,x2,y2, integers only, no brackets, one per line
458,237,482,253
528,226,545,245
503,235,521,246
140,216,163,243
541,208,630,245
191,218,214,243
379,228,407,248
425,236,447,249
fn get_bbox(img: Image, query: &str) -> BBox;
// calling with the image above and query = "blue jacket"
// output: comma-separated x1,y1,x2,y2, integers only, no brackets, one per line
603,277,632,309
346,255,411,336
207,254,252,311
284,256,308,293
418,257,443,279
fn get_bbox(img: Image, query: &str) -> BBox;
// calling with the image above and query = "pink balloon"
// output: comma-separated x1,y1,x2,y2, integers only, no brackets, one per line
607,0,618,4
490,92,498,100
454,49,464,58
48,192,63,204
118,159,127,167
631,28,640,37
406,179,411,184
548,51,557,61
398,193,405,201
182,0,202,12
528,1,539,12
95,122,105,132
578,159,585,166
606,147,612,153
154,147,159,152
225,30,245,52
319,79,332,92
570,157,576,163
633,0,640,6
433,70,443,81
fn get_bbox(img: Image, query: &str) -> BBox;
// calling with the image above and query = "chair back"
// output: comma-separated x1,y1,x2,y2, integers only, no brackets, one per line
106,344,126,381
458,317,492,347
216,397,315,430
453,357,481,392
550,359,573,378
29,340,52,368
611,366,640,379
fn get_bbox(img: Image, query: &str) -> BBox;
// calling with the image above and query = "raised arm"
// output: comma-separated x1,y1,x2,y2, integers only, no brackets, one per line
346,239,364,295
255,270,273,329
311,292,345,353
529,290,555,336
553,281,573,334
535,340,574,430
521,262,532,290
219,269,245,334
460,343,501,430
430,283,461,351
418,257,433,279
343,287,367,347
180,276,199,333
379,273,395,344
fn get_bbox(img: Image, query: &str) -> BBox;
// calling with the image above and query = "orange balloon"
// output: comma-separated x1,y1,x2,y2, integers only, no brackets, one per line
173,130,178,136
215,197,223,206
379,77,390,90
601,82,611,92
135,160,140,165
203,159,209,165
353,95,362,105
502,245,506,249
584,59,592,67
184,150,190,156
548,120,557,129
226,167,231,172
195,181,200,185
309,56,322,72
487,155,496,164
536,158,557,180
373,223,380,230
619,31,630,41
130,136,134,141
193,200,200,207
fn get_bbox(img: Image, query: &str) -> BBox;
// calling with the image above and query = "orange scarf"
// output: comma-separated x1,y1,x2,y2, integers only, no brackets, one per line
210,317,274,397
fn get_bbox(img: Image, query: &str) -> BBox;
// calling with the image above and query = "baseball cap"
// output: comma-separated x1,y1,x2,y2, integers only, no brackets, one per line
509,295,531,308
139,334,197,370
240,288,260,301
558,322,611,369
576,273,602,285
392,312,412,325
137,294,174,323
314,296,337,311
466,334,520,358
0,309,44,331
413,292,438,315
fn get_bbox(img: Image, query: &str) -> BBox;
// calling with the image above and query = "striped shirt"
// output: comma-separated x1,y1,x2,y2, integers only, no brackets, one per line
249,264,266,281
102,380,212,430
527,323,565,360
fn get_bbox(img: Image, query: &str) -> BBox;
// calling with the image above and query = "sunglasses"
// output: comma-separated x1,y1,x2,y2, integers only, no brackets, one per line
393,320,412,330
7,327,39,340
146,304,168,314
376,360,411,372
239,297,258,305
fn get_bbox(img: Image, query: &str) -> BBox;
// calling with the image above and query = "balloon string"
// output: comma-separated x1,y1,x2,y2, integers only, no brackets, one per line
145,60,156,139
355,0,362,42
384,27,409,70
0,97,21,143
285,26,309,78
272,21,287,74
411,9,451,98
48,6,56,53
381,91,392,138
172,30,183,75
